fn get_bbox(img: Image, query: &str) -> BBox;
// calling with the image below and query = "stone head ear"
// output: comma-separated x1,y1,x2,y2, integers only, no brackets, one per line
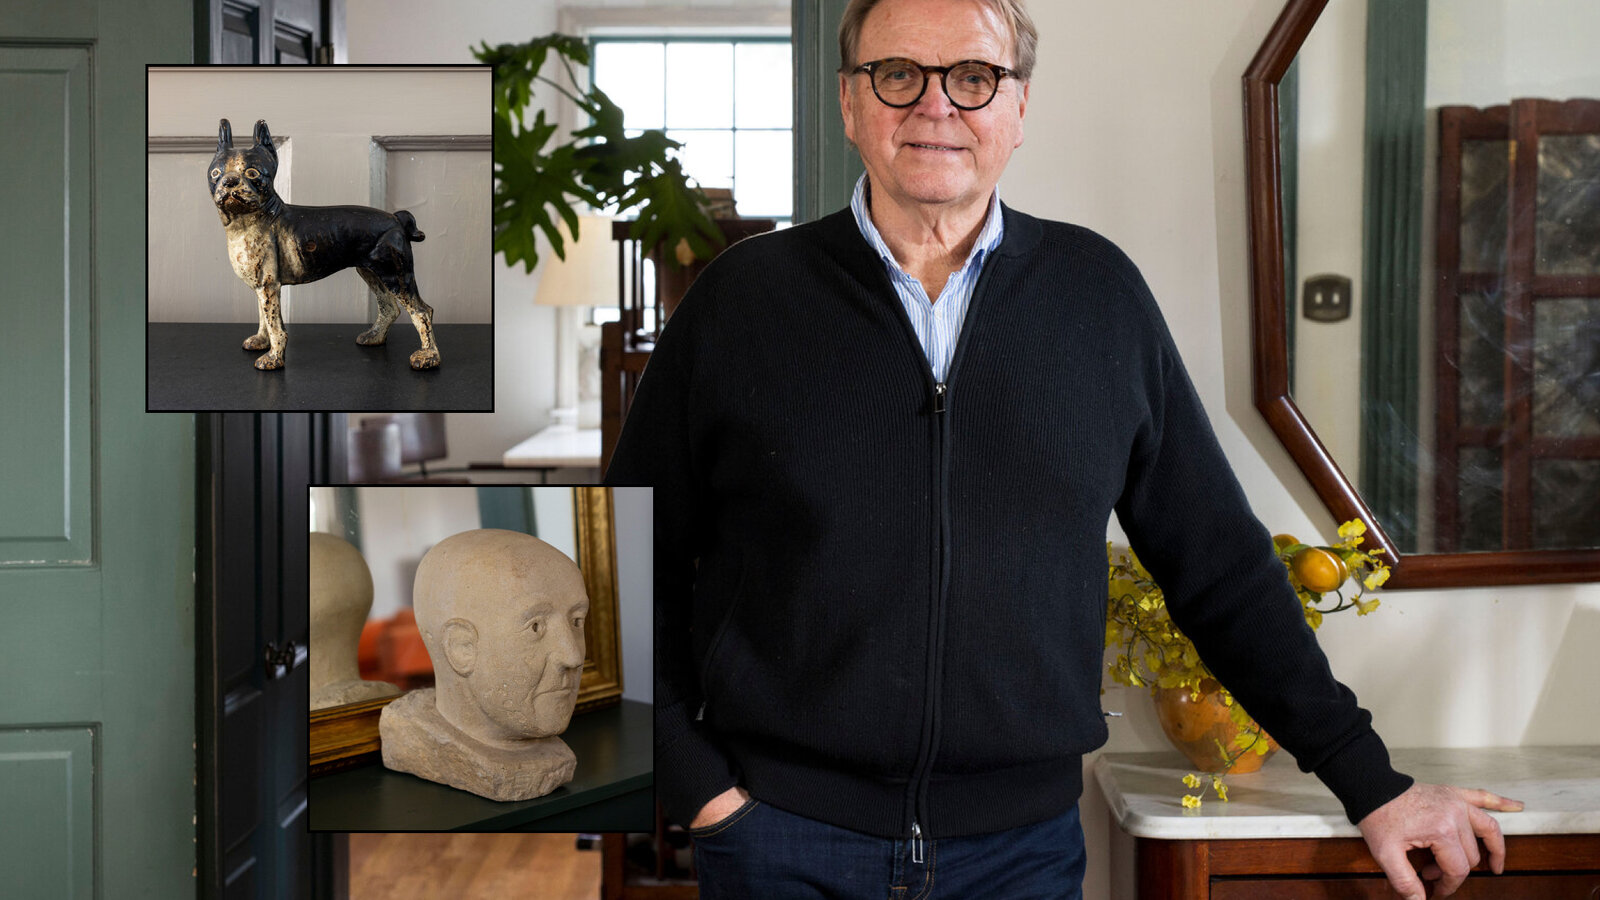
253,119,277,162
441,617,478,676
217,118,233,153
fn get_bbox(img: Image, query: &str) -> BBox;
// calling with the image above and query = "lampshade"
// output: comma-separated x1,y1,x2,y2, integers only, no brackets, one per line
534,214,620,307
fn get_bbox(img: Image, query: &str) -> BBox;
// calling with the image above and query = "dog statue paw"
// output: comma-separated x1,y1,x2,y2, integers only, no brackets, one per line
209,118,441,371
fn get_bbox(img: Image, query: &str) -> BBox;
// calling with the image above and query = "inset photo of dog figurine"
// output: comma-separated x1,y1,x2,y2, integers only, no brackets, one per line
147,66,493,412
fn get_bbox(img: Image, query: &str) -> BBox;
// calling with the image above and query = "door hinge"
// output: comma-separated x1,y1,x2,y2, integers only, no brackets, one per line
316,44,334,65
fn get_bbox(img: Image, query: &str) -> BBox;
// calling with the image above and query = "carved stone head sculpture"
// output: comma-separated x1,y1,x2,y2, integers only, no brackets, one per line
308,533,400,711
379,529,588,801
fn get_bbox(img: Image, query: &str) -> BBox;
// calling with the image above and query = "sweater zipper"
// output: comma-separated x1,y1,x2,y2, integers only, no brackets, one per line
867,239,1002,847
902,251,1002,849
905,378,948,862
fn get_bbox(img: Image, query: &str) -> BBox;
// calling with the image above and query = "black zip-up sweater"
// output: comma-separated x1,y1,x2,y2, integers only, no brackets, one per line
607,205,1413,840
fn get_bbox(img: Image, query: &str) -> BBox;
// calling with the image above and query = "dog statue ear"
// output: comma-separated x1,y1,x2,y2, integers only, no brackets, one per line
217,118,233,152
253,119,276,161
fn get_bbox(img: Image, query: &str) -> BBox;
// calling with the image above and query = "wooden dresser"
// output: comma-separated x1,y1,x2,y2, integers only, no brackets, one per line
1097,746,1600,898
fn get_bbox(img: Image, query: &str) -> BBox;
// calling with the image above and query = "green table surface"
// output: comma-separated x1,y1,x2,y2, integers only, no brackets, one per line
309,699,653,832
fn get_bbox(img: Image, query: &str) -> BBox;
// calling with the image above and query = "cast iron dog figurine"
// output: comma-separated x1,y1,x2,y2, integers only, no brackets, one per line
209,118,440,370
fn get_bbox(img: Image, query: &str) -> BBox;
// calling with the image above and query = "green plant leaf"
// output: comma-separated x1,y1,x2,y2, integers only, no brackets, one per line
478,32,718,273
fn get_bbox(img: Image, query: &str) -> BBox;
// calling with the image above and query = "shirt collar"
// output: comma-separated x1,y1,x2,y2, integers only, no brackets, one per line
850,173,1005,279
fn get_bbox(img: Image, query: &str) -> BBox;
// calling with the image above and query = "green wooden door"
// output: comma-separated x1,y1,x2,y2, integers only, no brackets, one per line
0,0,195,896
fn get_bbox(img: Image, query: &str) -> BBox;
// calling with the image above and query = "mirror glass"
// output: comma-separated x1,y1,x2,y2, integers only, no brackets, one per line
1284,0,1600,556
308,485,579,703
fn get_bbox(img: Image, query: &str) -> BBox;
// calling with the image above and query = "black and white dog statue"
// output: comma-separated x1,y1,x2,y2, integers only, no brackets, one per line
208,118,440,370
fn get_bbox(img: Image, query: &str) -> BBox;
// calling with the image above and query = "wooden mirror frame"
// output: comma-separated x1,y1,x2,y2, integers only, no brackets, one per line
309,486,624,775
1243,0,1600,588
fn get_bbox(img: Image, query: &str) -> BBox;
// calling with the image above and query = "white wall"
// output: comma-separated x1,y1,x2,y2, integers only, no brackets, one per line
147,66,490,325
352,486,484,619
613,487,654,704
1426,0,1600,108
1006,3,1599,898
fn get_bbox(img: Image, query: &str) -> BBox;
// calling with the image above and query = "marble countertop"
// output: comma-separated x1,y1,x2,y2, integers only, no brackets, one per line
1095,746,1600,840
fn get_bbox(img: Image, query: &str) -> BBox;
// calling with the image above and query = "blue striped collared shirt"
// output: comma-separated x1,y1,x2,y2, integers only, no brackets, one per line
849,173,1005,382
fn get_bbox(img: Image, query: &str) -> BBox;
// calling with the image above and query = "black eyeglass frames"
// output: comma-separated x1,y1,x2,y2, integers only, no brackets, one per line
849,57,1016,111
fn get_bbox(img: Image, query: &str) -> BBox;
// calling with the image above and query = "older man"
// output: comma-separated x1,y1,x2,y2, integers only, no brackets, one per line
607,0,1520,897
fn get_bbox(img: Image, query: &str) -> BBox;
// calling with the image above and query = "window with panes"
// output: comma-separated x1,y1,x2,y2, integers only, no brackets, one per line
591,37,792,223
587,36,792,328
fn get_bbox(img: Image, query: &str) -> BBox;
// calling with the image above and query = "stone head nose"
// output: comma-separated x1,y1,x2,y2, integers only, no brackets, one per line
551,619,585,671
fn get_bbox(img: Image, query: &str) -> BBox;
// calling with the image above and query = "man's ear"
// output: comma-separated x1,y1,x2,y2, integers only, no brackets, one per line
1014,81,1029,149
441,618,477,676
838,72,857,145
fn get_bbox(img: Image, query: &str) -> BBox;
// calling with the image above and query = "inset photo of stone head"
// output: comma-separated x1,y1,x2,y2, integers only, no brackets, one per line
306,485,653,832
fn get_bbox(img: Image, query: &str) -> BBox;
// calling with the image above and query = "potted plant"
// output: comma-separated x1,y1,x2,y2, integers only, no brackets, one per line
473,35,724,273
1104,519,1389,807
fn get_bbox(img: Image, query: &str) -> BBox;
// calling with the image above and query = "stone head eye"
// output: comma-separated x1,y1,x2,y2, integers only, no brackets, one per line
244,167,260,180
210,167,221,179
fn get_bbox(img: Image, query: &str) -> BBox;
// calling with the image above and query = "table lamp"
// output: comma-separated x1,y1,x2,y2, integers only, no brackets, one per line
535,214,618,430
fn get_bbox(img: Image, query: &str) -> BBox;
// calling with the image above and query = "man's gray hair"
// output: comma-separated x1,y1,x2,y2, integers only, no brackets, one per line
837,0,1037,81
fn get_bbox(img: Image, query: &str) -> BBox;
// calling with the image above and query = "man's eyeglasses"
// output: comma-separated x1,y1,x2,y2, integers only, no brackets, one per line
849,57,1016,111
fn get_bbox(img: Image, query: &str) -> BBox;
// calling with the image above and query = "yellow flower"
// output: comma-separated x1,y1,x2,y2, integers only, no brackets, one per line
1213,778,1229,802
1354,596,1380,615
1363,568,1391,590
1181,794,1201,809
1338,519,1367,542
1182,773,1201,789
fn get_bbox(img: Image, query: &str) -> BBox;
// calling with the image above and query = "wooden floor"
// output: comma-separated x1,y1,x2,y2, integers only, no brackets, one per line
349,832,601,899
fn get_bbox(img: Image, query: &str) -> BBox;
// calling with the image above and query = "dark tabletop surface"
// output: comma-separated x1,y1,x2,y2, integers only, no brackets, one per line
147,322,493,412
309,699,653,832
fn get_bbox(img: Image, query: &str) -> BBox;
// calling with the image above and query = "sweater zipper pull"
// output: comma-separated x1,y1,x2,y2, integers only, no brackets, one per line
932,382,947,415
695,701,706,722
911,820,925,864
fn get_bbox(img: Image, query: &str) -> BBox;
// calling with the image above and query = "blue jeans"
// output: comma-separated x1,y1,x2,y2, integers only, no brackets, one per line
691,799,1086,900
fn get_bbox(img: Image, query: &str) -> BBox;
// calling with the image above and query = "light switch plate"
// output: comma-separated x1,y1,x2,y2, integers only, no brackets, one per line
1302,274,1352,322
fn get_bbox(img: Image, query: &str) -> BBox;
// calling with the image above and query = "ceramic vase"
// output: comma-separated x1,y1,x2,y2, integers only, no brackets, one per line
1153,679,1280,773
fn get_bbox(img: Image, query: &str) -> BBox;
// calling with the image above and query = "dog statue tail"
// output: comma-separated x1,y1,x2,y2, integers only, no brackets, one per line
395,210,425,243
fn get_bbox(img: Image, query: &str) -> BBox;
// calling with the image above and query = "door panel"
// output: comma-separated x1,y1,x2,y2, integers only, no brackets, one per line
199,413,334,899
218,0,261,63
0,728,94,899
0,0,195,897
0,45,91,563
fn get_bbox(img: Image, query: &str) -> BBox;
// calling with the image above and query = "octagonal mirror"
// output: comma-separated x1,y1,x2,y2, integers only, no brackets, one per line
1245,0,1600,587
